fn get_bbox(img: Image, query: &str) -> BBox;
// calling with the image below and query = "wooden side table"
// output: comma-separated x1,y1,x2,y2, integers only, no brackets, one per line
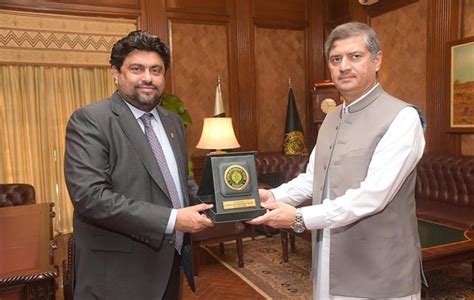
0,203,58,299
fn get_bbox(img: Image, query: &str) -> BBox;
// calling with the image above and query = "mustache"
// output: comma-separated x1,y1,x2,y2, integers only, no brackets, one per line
136,84,157,89
135,80,158,89
338,73,355,79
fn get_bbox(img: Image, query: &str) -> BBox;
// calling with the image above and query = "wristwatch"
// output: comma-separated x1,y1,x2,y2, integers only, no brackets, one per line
291,208,306,233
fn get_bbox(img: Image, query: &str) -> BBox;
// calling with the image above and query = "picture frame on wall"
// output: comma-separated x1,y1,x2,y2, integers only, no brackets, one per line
448,36,474,132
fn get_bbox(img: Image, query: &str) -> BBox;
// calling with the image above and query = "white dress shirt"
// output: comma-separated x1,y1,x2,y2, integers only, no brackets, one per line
124,100,182,234
271,85,425,299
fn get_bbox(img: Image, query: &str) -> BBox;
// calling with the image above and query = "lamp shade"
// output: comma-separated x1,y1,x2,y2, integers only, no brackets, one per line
196,117,240,150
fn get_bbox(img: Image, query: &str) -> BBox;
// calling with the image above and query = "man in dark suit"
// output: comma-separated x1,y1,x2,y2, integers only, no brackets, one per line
64,30,214,299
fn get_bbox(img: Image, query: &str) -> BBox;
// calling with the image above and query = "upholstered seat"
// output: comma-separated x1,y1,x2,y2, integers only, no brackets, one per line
255,152,309,188
415,155,474,229
0,183,35,207
254,152,309,238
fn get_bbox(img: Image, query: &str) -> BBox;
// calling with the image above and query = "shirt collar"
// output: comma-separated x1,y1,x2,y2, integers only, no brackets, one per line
342,82,380,114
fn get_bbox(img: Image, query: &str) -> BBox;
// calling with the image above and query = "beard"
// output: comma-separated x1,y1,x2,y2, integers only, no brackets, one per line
117,80,165,111
132,89,162,106
129,82,164,108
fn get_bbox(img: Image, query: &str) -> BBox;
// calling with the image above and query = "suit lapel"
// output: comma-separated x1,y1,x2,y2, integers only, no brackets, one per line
110,93,171,200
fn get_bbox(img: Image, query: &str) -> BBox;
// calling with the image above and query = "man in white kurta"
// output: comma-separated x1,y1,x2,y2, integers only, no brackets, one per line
249,22,426,299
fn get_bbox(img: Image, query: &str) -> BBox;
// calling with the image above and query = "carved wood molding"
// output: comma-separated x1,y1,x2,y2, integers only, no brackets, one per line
165,0,231,16
365,0,419,18
0,0,140,18
0,269,58,286
0,9,136,66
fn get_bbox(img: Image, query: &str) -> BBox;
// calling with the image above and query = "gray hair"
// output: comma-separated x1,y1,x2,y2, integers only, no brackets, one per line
324,22,380,60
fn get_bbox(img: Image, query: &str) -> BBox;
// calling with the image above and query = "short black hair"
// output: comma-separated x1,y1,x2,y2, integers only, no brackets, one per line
109,30,171,72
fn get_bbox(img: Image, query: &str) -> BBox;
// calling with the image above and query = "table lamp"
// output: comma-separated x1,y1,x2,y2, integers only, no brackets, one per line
196,117,240,154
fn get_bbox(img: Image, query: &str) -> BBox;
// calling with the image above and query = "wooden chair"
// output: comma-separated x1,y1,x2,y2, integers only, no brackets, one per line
62,234,75,300
0,203,57,299
191,222,246,276
280,199,312,262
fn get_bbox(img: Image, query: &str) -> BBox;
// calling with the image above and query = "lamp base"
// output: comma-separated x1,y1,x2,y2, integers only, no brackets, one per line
209,149,226,154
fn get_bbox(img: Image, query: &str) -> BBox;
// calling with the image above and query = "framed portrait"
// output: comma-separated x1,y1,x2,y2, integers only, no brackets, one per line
448,37,474,132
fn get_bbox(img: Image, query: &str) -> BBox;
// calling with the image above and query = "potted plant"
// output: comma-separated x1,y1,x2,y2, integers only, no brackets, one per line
161,93,192,127
160,93,194,176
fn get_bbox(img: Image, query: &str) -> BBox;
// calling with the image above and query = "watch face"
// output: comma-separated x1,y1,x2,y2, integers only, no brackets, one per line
320,98,337,114
292,223,305,234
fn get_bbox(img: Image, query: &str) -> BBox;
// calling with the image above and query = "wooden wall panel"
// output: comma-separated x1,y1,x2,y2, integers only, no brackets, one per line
233,0,256,151
253,0,308,27
371,0,427,114
255,28,306,152
170,22,230,157
461,0,474,155
140,0,167,38
426,0,462,155
462,135,474,154
0,0,138,8
47,0,138,9
463,0,474,36
308,0,325,150
166,0,230,16
365,0,419,17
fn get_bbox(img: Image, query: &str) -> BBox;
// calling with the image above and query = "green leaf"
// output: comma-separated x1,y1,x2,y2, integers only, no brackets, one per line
160,93,193,127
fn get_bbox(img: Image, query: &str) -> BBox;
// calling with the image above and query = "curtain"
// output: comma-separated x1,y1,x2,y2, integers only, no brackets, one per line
0,65,115,234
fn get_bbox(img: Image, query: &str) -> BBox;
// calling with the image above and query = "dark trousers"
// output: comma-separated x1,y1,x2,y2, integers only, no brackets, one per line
163,250,183,300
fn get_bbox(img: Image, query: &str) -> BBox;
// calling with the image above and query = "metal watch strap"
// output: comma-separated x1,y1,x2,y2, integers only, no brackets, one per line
292,208,305,233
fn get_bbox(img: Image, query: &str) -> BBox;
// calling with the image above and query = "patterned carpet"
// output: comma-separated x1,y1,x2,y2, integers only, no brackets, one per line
205,235,474,300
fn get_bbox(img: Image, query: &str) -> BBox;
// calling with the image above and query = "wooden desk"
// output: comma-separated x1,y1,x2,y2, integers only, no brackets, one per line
420,219,474,280
0,203,57,300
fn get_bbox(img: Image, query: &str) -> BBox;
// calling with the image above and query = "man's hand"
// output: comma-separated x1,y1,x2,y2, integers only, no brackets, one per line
259,189,276,204
175,203,214,233
247,201,296,229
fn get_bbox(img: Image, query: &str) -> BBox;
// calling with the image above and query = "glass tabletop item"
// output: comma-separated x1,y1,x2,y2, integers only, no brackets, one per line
418,219,467,248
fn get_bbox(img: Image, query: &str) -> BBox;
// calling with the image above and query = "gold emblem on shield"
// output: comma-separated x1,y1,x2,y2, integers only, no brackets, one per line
224,165,249,191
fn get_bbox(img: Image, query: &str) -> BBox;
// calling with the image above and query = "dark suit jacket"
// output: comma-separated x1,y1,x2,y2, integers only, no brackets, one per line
64,92,194,299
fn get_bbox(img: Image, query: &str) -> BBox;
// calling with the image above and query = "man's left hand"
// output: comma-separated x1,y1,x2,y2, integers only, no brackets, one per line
247,201,296,229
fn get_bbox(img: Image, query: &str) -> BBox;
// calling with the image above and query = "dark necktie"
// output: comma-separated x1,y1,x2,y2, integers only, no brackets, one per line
140,112,183,253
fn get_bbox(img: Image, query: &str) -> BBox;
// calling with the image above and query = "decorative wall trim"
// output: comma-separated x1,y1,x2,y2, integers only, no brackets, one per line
0,9,136,66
